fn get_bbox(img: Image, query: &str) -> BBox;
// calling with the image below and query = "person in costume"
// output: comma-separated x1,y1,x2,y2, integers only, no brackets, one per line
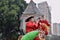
25,16,38,33
25,16,39,40
25,16,50,40
32,15,50,40
38,15,50,35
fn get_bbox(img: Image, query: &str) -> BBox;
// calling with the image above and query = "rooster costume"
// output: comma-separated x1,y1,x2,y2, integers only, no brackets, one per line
34,19,50,40
38,20,50,35
25,16,50,40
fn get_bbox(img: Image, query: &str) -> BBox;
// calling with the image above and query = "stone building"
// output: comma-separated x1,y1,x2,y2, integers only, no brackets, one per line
20,0,42,33
38,2,51,34
53,23,60,35
20,0,51,34
38,1,51,24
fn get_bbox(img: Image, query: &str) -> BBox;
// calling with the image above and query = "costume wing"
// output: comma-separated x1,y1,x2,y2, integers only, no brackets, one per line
21,31,38,40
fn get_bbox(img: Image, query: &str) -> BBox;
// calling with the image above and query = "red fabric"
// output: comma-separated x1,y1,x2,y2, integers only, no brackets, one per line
39,25,48,35
26,21,39,40
33,22,38,30
39,20,50,26
39,20,50,35
26,21,38,33
40,24,45,31
45,31,48,35
34,37,40,40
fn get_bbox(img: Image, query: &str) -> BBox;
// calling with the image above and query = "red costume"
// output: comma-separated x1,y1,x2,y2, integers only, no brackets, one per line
26,21,38,33
34,37,40,40
26,21,39,40
39,20,50,35
26,19,50,40
39,20,50,26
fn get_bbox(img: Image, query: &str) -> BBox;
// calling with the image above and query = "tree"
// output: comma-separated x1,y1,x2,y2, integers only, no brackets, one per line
0,0,27,40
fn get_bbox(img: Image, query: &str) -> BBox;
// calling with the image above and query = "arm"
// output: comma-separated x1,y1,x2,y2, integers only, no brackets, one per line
26,22,34,33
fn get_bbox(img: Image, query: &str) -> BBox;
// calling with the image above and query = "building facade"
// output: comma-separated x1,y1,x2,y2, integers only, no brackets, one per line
38,1,51,34
53,23,60,36
58,24,60,35
20,0,51,34
53,23,60,35
53,23,59,35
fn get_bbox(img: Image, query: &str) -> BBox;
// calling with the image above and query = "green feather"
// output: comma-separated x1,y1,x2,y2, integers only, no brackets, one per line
21,31,38,40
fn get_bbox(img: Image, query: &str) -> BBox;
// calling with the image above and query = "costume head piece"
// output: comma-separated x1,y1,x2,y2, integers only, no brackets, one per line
25,16,34,22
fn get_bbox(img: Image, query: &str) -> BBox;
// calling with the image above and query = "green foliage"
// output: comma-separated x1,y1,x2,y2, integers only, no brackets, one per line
0,0,27,40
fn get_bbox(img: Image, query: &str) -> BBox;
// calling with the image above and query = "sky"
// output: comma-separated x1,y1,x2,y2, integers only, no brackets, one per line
24,0,60,23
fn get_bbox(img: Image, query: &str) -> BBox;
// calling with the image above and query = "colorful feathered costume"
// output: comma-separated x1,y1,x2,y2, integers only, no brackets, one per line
38,20,50,35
